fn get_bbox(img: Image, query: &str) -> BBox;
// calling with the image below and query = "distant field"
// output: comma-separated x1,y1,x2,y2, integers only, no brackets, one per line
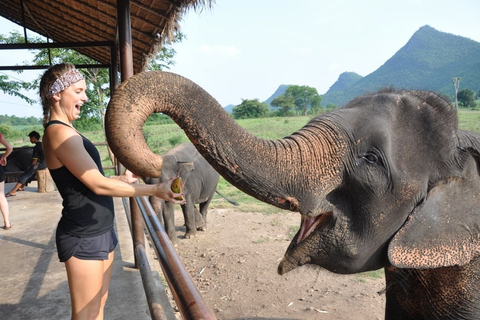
8,110,480,212
457,110,480,133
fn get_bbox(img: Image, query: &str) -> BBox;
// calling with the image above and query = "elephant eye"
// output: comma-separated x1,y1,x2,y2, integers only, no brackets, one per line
363,153,378,164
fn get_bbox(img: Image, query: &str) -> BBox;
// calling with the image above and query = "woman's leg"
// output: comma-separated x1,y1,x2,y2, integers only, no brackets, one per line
65,251,115,320
0,181,11,228
98,251,115,320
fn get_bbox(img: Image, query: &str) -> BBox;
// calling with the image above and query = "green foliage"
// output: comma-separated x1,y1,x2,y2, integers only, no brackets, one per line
0,124,13,137
270,94,295,116
142,124,189,155
286,85,322,115
145,113,175,125
1,29,184,128
0,123,44,143
271,85,322,116
168,135,184,146
0,31,37,104
148,32,185,71
232,99,269,119
458,88,476,109
0,114,41,126
0,74,36,104
30,46,111,128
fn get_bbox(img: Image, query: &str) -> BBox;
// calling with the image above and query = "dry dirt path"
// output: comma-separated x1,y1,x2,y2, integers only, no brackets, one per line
164,208,386,320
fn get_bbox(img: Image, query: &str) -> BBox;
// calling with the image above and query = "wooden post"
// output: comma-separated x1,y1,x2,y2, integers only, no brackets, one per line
36,169,55,193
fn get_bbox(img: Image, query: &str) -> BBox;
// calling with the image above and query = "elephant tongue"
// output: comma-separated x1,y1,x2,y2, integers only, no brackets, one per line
297,214,327,244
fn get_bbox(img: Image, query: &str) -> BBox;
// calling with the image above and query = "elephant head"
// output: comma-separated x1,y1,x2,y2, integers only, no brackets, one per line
106,72,480,295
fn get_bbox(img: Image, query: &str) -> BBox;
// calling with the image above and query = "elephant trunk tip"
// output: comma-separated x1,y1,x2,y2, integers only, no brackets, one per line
277,256,298,275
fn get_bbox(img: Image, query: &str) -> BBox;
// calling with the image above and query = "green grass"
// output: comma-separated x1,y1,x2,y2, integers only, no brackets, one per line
356,269,385,282
457,110,480,133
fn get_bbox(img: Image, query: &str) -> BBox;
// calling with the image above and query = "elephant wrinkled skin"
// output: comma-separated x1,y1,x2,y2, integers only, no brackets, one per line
106,71,480,319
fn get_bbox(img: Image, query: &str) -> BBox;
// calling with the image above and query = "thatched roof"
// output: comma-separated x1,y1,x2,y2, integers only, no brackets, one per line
0,0,213,73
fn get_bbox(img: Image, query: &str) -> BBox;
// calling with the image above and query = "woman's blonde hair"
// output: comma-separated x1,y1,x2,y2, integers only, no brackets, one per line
39,62,77,128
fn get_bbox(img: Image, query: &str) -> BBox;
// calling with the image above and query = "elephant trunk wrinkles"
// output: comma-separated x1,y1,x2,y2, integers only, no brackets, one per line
106,71,345,212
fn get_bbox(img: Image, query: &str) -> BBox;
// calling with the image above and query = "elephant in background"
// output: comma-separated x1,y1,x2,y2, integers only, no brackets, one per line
143,142,236,242
106,71,480,319
3,147,33,183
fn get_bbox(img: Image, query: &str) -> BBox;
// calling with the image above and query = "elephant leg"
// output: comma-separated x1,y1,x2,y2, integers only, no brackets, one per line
149,196,163,224
162,202,177,242
194,206,206,231
182,202,197,239
198,197,213,232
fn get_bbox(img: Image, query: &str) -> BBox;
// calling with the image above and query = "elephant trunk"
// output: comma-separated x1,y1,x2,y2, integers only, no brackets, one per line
106,71,346,212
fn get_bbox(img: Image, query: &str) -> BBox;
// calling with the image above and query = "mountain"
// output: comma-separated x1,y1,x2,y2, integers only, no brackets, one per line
223,25,480,111
223,104,235,113
321,25,480,106
326,72,363,94
263,84,290,105
224,85,290,113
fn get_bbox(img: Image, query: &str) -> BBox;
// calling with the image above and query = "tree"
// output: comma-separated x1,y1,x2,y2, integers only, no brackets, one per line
148,33,185,71
270,95,295,116
0,31,36,105
283,85,321,116
457,88,476,109
1,30,184,130
452,77,461,110
232,99,269,119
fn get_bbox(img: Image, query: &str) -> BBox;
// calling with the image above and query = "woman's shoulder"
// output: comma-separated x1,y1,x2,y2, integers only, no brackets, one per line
44,122,81,148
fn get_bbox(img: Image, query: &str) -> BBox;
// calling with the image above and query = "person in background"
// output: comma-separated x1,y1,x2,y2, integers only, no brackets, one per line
6,131,46,196
0,132,13,229
40,62,185,320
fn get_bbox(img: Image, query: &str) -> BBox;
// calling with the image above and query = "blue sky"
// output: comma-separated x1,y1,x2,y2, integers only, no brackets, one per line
1,0,480,118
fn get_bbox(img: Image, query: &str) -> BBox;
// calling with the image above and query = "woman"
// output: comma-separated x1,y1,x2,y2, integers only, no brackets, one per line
40,62,185,320
0,132,13,230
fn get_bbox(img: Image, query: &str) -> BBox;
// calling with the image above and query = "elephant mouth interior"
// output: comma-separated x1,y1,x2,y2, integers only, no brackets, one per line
297,213,331,244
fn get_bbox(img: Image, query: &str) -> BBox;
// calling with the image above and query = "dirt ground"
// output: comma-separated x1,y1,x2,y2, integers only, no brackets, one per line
161,207,386,320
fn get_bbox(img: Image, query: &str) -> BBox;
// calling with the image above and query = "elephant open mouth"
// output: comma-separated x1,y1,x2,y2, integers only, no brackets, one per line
278,212,335,275
296,213,331,244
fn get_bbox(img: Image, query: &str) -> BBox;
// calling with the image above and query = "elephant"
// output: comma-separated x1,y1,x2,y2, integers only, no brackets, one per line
105,71,480,319
3,147,33,183
142,142,237,242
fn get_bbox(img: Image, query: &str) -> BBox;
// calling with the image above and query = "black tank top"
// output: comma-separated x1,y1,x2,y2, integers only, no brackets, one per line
46,120,114,237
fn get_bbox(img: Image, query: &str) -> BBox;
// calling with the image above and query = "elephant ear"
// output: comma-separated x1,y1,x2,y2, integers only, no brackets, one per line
388,148,480,269
177,161,194,182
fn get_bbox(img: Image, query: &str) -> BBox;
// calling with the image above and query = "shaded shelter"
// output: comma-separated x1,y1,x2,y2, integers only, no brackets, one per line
0,1,218,319
0,0,213,74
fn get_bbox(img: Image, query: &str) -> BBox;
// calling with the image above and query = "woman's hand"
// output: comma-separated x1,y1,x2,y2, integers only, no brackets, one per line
0,156,6,166
155,177,185,204
123,169,139,184
114,169,139,184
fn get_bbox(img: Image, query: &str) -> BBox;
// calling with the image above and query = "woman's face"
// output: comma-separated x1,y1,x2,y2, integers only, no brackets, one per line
57,80,88,121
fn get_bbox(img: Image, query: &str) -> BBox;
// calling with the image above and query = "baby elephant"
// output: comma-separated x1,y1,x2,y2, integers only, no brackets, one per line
144,142,220,242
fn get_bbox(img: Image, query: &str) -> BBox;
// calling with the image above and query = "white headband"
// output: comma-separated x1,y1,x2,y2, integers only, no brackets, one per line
47,68,85,98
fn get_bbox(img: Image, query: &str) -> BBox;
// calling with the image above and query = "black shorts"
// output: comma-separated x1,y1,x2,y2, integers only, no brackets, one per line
17,166,36,184
56,228,118,262
0,165,5,183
